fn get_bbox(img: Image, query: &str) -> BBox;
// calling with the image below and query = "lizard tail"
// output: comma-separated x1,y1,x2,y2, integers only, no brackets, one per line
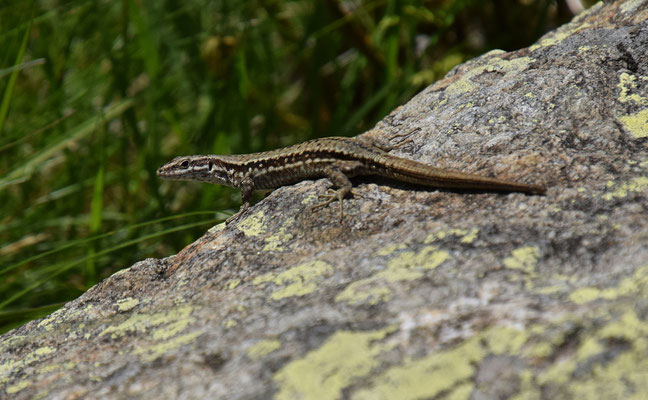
370,155,546,195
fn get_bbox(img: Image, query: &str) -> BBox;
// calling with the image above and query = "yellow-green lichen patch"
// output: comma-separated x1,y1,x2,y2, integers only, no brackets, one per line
36,308,66,332
569,287,605,304
152,317,194,341
534,284,565,295
223,319,238,328
263,217,294,251
38,361,76,375
0,346,56,380
537,309,648,398
569,264,648,304
445,57,534,96
207,222,225,233
424,228,479,244
503,246,540,274
274,326,396,400
133,331,203,363
460,228,479,244
529,16,592,52
301,191,318,205
352,326,528,400
447,383,474,400
445,75,477,96
335,280,392,306
252,260,334,301
435,97,448,108
619,109,648,138
383,245,450,280
247,339,281,359
529,30,573,51
376,243,408,256
30,345,55,357
116,297,139,312
227,278,241,289
488,115,507,124
617,73,648,105
6,379,30,394
0,335,26,354
32,391,50,400
529,341,554,359
336,246,450,306
236,210,267,237
577,336,605,361
602,177,648,200
511,370,538,400
99,305,196,340
598,310,648,339
503,246,541,289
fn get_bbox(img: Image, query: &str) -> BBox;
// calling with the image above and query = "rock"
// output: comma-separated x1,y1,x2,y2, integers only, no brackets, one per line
2,1,648,398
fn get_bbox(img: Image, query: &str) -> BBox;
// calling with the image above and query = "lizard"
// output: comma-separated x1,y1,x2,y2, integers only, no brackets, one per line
157,134,545,223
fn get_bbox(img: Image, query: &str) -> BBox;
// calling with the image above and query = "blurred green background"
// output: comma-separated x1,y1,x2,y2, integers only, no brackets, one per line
0,0,593,333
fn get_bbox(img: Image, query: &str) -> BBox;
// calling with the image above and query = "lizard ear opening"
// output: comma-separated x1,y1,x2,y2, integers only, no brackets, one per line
208,161,213,171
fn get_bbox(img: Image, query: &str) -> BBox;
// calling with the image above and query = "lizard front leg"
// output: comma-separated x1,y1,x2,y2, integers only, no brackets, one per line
226,176,254,224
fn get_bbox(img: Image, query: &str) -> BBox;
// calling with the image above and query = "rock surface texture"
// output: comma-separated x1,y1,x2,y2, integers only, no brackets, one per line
2,1,648,399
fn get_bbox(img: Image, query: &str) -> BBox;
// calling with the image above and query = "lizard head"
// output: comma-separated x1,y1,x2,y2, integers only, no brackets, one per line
157,155,233,186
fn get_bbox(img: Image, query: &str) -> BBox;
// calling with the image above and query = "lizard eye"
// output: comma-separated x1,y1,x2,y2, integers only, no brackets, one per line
180,160,189,168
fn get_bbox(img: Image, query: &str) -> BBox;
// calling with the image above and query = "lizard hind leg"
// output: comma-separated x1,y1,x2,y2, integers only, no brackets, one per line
312,188,350,223
311,165,356,222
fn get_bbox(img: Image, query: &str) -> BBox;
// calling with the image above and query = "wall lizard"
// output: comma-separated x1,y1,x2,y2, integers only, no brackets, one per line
157,135,545,223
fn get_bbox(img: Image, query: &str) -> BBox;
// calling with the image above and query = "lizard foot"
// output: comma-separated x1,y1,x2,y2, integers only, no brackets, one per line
225,202,250,225
311,188,359,222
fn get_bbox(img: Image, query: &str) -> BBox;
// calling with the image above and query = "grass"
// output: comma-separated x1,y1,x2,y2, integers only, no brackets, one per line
0,0,589,333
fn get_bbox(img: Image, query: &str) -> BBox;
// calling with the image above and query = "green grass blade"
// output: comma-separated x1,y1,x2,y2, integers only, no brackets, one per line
128,0,160,79
86,122,107,282
0,58,45,80
341,81,392,132
0,98,134,190
0,16,32,136
0,110,73,153
0,217,221,310
0,211,220,277
0,302,65,320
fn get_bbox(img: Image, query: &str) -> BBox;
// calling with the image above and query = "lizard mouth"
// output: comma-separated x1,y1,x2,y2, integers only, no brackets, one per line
156,165,173,178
